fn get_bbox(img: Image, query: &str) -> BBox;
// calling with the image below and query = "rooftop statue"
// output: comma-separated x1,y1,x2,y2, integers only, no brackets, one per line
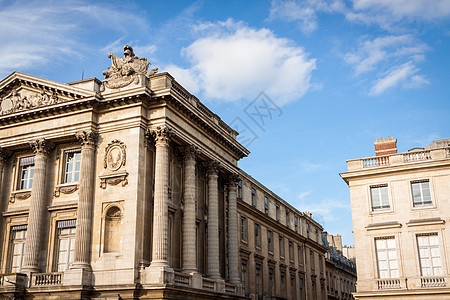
101,45,158,91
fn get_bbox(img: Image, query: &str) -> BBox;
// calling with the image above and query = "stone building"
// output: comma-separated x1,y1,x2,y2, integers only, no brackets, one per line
323,233,357,300
341,137,450,299
0,45,327,299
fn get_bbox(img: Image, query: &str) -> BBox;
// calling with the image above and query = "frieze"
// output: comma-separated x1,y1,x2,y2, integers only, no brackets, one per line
101,45,158,92
0,89,59,116
104,139,126,171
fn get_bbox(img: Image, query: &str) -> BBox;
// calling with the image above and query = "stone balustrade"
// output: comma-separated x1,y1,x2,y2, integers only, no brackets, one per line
202,278,216,290
31,272,63,286
173,272,190,286
377,278,401,290
421,276,447,288
347,148,450,171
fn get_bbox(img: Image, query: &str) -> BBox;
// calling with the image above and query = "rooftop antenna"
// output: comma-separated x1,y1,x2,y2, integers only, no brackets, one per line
82,70,84,80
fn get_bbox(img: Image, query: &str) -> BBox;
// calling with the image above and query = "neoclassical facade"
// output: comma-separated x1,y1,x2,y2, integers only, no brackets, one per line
0,46,327,299
341,137,450,299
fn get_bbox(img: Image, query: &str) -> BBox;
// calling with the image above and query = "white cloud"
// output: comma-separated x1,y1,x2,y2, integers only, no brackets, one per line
0,0,153,77
369,62,428,95
166,19,316,105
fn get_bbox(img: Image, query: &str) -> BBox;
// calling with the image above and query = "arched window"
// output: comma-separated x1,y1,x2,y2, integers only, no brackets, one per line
104,206,121,253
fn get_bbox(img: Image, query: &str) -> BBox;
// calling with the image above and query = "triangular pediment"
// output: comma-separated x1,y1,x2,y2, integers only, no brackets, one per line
0,72,96,116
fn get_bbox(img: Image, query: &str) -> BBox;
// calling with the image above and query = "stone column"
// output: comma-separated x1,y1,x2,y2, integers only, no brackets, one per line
149,126,172,268
227,174,240,285
0,148,10,196
22,139,53,273
71,130,97,270
207,161,221,279
182,146,199,274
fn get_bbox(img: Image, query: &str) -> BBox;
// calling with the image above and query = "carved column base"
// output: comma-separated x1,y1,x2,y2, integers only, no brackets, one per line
70,261,91,270
141,265,174,285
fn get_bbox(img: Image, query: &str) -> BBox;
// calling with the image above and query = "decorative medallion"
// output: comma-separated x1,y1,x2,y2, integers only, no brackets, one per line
104,139,126,171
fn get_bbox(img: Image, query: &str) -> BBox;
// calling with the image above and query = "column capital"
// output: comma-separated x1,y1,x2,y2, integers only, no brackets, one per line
207,160,221,176
29,139,54,155
227,173,240,186
182,145,201,161
147,126,173,145
76,130,98,147
0,148,11,164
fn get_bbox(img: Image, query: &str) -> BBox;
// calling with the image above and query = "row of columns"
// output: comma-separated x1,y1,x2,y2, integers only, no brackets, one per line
18,131,97,273
148,125,240,285
0,125,240,285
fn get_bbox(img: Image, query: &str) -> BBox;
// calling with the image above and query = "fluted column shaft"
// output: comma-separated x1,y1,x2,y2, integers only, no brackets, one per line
227,175,240,285
0,149,9,198
72,131,97,269
22,139,53,273
207,162,221,279
182,147,198,273
150,127,172,267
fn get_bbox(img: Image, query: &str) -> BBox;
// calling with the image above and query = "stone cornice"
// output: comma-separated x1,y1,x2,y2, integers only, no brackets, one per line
366,221,402,231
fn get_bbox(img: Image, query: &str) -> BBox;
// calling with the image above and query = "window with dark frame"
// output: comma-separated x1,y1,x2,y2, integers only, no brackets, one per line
238,180,243,199
240,216,248,242
254,223,261,248
251,187,256,207
370,184,390,210
264,196,269,215
268,230,274,253
294,216,298,232
279,236,285,258
18,156,35,190
286,210,290,228
276,203,280,222
62,149,81,183
411,180,432,207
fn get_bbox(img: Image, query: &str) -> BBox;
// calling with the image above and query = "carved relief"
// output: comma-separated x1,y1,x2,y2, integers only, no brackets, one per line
76,130,98,147
207,160,221,175
148,126,174,145
0,89,59,116
29,139,54,155
54,184,79,197
101,45,158,91
10,191,32,203
99,171,129,189
104,140,126,171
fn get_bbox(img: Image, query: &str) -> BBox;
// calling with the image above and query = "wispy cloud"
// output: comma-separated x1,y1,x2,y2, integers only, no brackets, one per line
166,19,316,105
0,0,153,77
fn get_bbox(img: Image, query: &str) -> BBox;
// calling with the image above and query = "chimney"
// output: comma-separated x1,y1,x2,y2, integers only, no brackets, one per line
374,136,397,156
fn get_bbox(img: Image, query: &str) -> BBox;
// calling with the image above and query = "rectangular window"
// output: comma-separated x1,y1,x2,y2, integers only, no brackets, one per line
268,230,274,253
289,241,294,262
286,210,290,228
268,267,275,296
375,237,399,278
319,255,324,273
370,185,390,210
290,273,296,300
295,216,298,232
264,196,269,215
238,180,243,199
411,180,432,207
9,225,27,273
254,223,261,248
307,223,310,238
298,245,304,266
55,219,76,272
18,156,35,190
279,236,285,258
310,250,315,270
63,149,81,183
255,263,263,298
241,259,249,296
251,188,256,207
280,270,286,297
240,217,248,242
276,204,280,222
299,277,305,300
417,234,442,276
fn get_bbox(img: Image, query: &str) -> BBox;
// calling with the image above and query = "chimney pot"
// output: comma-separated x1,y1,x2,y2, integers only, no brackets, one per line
374,136,397,156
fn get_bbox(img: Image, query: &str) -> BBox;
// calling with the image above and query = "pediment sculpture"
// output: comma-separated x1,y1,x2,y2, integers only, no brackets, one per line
0,89,58,115
101,45,158,91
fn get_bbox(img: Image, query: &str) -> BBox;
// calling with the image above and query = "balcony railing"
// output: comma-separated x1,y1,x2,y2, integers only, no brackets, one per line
403,150,431,162
421,277,446,288
225,283,236,293
173,272,190,286
362,156,389,168
202,278,215,290
377,278,401,289
31,272,63,286
347,147,450,171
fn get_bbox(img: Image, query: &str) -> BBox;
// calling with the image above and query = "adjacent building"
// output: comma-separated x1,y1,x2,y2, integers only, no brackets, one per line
0,45,327,299
341,137,450,299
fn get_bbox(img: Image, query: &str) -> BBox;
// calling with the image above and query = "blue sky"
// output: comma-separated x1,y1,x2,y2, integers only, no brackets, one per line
1,0,449,245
